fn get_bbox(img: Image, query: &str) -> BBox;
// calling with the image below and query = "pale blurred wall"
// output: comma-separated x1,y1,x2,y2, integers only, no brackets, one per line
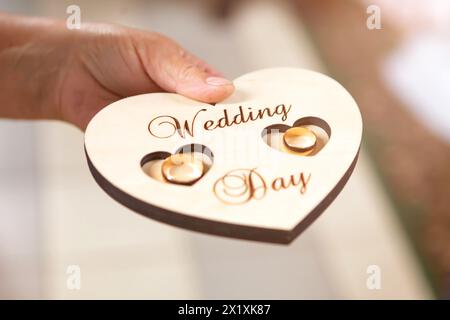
0,1,42,299
0,121,41,298
0,0,432,299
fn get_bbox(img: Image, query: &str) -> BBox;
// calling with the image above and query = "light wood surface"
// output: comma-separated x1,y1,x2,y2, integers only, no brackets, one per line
84,68,362,243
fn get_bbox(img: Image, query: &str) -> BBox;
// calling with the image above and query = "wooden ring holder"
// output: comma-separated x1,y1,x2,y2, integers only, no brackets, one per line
84,68,362,244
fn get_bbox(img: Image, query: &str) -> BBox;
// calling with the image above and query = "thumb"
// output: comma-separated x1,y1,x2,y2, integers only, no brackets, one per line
144,37,234,103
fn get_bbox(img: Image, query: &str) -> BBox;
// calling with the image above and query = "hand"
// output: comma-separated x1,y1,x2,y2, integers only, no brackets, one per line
58,23,234,130
0,15,235,130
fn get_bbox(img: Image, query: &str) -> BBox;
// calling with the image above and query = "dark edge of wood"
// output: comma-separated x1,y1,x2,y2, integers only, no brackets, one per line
85,146,360,245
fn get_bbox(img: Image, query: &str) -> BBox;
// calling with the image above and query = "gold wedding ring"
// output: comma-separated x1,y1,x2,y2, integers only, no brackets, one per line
283,127,317,152
161,153,205,185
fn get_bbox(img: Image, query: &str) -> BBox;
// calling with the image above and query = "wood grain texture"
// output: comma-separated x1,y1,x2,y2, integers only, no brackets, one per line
84,68,362,243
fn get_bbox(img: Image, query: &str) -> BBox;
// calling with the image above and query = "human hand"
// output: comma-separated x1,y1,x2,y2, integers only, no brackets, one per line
0,15,234,130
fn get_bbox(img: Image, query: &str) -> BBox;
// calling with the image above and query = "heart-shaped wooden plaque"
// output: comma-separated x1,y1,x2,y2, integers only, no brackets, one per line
85,68,362,244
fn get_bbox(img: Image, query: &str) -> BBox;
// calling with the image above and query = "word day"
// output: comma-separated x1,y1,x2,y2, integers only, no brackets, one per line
213,168,311,205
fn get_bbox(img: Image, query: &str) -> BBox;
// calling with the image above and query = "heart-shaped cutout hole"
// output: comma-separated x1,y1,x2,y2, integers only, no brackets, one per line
261,116,331,156
141,144,213,186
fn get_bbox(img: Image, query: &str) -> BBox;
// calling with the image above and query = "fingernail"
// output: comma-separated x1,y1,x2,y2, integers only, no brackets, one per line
206,76,232,86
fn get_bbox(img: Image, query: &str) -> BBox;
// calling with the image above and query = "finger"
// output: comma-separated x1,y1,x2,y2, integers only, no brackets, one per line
143,37,234,103
184,53,224,77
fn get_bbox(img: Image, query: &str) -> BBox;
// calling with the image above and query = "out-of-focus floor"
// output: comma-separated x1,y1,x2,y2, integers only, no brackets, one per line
0,0,432,298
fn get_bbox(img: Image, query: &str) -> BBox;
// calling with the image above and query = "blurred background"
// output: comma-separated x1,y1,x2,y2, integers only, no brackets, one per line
0,0,449,299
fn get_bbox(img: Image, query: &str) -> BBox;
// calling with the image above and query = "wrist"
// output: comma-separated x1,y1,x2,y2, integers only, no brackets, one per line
0,13,73,121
